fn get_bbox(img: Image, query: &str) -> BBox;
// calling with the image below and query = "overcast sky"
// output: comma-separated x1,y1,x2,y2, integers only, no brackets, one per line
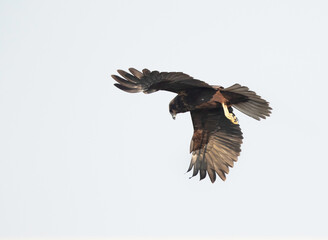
1,0,328,239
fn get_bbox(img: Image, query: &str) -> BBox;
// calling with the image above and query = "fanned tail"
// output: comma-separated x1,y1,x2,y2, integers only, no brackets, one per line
222,84,272,121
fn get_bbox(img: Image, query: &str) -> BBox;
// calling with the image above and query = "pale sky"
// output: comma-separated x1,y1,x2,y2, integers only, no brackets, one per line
0,0,328,239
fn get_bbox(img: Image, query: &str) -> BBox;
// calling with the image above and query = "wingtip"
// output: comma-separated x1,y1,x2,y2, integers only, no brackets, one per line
210,178,217,183
128,68,143,79
117,69,125,76
114,83,141,93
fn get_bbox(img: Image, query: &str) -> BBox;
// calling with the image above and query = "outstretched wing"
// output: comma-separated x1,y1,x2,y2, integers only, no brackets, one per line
112,68,213,94
188,108,243,182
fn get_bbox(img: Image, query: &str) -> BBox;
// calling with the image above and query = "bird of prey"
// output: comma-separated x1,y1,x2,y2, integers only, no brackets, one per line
112,68,272,183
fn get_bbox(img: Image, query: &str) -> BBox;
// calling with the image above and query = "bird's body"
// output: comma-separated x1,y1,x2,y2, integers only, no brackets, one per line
171,88,221,112
112,68,272,183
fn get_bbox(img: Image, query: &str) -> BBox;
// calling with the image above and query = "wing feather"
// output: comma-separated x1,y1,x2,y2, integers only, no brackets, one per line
117,70,140,83
188,108,243,182
113,83,141,93
112,68,213,94
111,75,140,88
128,68,143,79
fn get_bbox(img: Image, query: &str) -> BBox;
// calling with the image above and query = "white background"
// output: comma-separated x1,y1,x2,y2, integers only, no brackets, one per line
1,0,327,238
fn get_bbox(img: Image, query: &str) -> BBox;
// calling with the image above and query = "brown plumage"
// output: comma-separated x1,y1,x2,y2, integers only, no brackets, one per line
112,68,272,183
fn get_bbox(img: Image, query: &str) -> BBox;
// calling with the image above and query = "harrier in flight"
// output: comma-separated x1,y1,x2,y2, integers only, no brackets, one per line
112,68,272,183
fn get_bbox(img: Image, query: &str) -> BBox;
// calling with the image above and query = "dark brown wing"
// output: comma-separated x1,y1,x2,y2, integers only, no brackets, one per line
188,108,243,182
112,68,213,94
221,84,272,120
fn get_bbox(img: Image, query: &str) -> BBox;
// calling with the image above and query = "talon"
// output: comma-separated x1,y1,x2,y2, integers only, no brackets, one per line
222,103,239,124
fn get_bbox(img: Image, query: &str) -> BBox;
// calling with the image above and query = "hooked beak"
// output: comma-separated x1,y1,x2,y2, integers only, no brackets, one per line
171,112,176,120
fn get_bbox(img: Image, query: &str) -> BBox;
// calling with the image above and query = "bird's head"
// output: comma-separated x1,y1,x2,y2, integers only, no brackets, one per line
169,95,189,120
170,109,177,120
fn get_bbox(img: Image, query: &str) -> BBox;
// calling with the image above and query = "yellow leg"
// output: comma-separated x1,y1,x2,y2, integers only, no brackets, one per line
222,103,239,124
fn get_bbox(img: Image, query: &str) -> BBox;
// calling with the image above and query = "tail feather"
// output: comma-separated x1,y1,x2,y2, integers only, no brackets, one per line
222,84,272,120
